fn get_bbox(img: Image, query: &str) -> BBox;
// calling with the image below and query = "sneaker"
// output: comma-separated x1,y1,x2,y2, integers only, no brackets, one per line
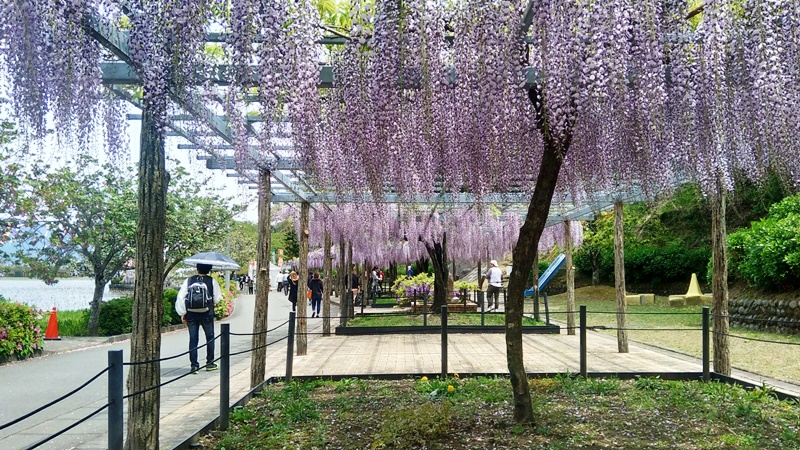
191,365,200,374
206,363,218,371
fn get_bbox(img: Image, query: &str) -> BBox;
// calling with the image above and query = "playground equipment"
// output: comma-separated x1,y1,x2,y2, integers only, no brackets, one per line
524,253,566,323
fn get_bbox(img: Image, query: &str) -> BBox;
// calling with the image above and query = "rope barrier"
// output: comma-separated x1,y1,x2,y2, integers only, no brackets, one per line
122,358,222,400
228,335,289,357
582,311,701,315
576,325,704,332
0,367,110,431
719,332,800,346
123,335,220,366
25,402,110,449
230,319,291,336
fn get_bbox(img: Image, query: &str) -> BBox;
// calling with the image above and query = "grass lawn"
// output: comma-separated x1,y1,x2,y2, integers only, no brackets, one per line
201,376,800,449
540,286,800,385
347,313,544,327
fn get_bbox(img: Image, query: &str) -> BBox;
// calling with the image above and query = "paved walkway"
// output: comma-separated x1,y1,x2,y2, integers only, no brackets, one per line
2,293,798,449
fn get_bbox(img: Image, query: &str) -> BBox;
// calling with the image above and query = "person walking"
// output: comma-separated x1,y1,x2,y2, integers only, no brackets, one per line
485,260,503,310
349,268,361,306
283,271,290,296
370,266,379,306
176,263,222,373
247,275,254,294
308,272,324,318
287,271,299,311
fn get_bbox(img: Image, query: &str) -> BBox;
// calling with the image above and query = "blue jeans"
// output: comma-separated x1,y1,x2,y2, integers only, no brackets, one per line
187,313,214,368
311,296,322,315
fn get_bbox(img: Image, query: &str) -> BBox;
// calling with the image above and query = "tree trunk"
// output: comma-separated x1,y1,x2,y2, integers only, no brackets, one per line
507,142,565,424
297,202,310,356
591,249,600,286
339,238,346,325
614,200,629,353
424,232,449,311
477,260,482,289
347,241,353,318
250,170,271,388
87,273,105,336
125,104,167,450
564,221,576,336
323,227,332,336
711,187,730,374
415,257,429,275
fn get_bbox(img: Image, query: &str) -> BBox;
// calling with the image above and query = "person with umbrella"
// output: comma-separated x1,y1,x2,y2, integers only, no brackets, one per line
176,263,223,373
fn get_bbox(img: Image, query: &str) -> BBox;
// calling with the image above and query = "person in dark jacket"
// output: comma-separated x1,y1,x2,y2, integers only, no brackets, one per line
287,271,299,311
308,272,324,318
349,268,361,306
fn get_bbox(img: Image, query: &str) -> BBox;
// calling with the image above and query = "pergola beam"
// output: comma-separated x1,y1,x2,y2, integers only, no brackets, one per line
100,61,536,89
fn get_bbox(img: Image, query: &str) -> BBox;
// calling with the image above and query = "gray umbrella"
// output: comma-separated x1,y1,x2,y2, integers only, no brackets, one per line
183,251,241,270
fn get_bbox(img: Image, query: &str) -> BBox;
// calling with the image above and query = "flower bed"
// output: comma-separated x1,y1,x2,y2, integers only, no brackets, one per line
0,296,44,362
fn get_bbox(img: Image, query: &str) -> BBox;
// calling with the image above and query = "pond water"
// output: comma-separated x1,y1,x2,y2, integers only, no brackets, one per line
0,278,129,311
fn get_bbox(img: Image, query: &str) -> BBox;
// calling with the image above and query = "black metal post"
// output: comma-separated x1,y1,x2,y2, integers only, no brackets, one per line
543,291,551,326
580,305,587,378
441,305,448,379
286,311,296,382
702,306,710,382
533,286,540,321
462,288,467,312
108,350,123,450
220,323,230,431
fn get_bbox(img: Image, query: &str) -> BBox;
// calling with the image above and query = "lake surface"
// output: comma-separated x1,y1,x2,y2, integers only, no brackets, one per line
0,278,128,311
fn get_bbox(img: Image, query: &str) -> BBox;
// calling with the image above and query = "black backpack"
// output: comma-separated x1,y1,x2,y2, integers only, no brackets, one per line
185,275,212,312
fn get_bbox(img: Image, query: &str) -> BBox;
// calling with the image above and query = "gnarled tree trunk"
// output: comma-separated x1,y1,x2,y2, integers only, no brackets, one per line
250,169,271,388
126,105,167,450
424,232,449,311
507,141,566,424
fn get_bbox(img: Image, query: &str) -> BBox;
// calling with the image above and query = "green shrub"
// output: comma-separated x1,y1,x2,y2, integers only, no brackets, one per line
0,297,44,360
163,288,181,326
98,296,133,336
728,194,800,290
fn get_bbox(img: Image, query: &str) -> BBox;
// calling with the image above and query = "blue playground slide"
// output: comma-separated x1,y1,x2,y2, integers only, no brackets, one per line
524,253,566,297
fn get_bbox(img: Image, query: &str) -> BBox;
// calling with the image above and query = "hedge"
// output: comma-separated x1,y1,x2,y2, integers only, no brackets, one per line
575,245,711,285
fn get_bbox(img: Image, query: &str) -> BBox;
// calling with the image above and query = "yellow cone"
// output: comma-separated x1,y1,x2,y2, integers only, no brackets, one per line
685,273,703,297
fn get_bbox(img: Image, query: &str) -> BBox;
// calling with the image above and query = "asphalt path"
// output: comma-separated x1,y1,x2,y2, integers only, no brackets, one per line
0,291,298,450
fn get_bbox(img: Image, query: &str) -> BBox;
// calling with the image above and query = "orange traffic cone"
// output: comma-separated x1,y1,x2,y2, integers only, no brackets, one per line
44,307,61,341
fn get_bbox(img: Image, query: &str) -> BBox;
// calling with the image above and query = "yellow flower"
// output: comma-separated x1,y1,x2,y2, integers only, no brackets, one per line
447,385,455,392
453,373,459,378
421,376,428,381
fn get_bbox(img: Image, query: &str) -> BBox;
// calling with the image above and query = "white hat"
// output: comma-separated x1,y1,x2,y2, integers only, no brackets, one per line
490,260,498,266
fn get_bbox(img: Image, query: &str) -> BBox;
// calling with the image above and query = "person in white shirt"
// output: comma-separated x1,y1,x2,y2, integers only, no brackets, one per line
176,263,223,373
485,260,503,310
